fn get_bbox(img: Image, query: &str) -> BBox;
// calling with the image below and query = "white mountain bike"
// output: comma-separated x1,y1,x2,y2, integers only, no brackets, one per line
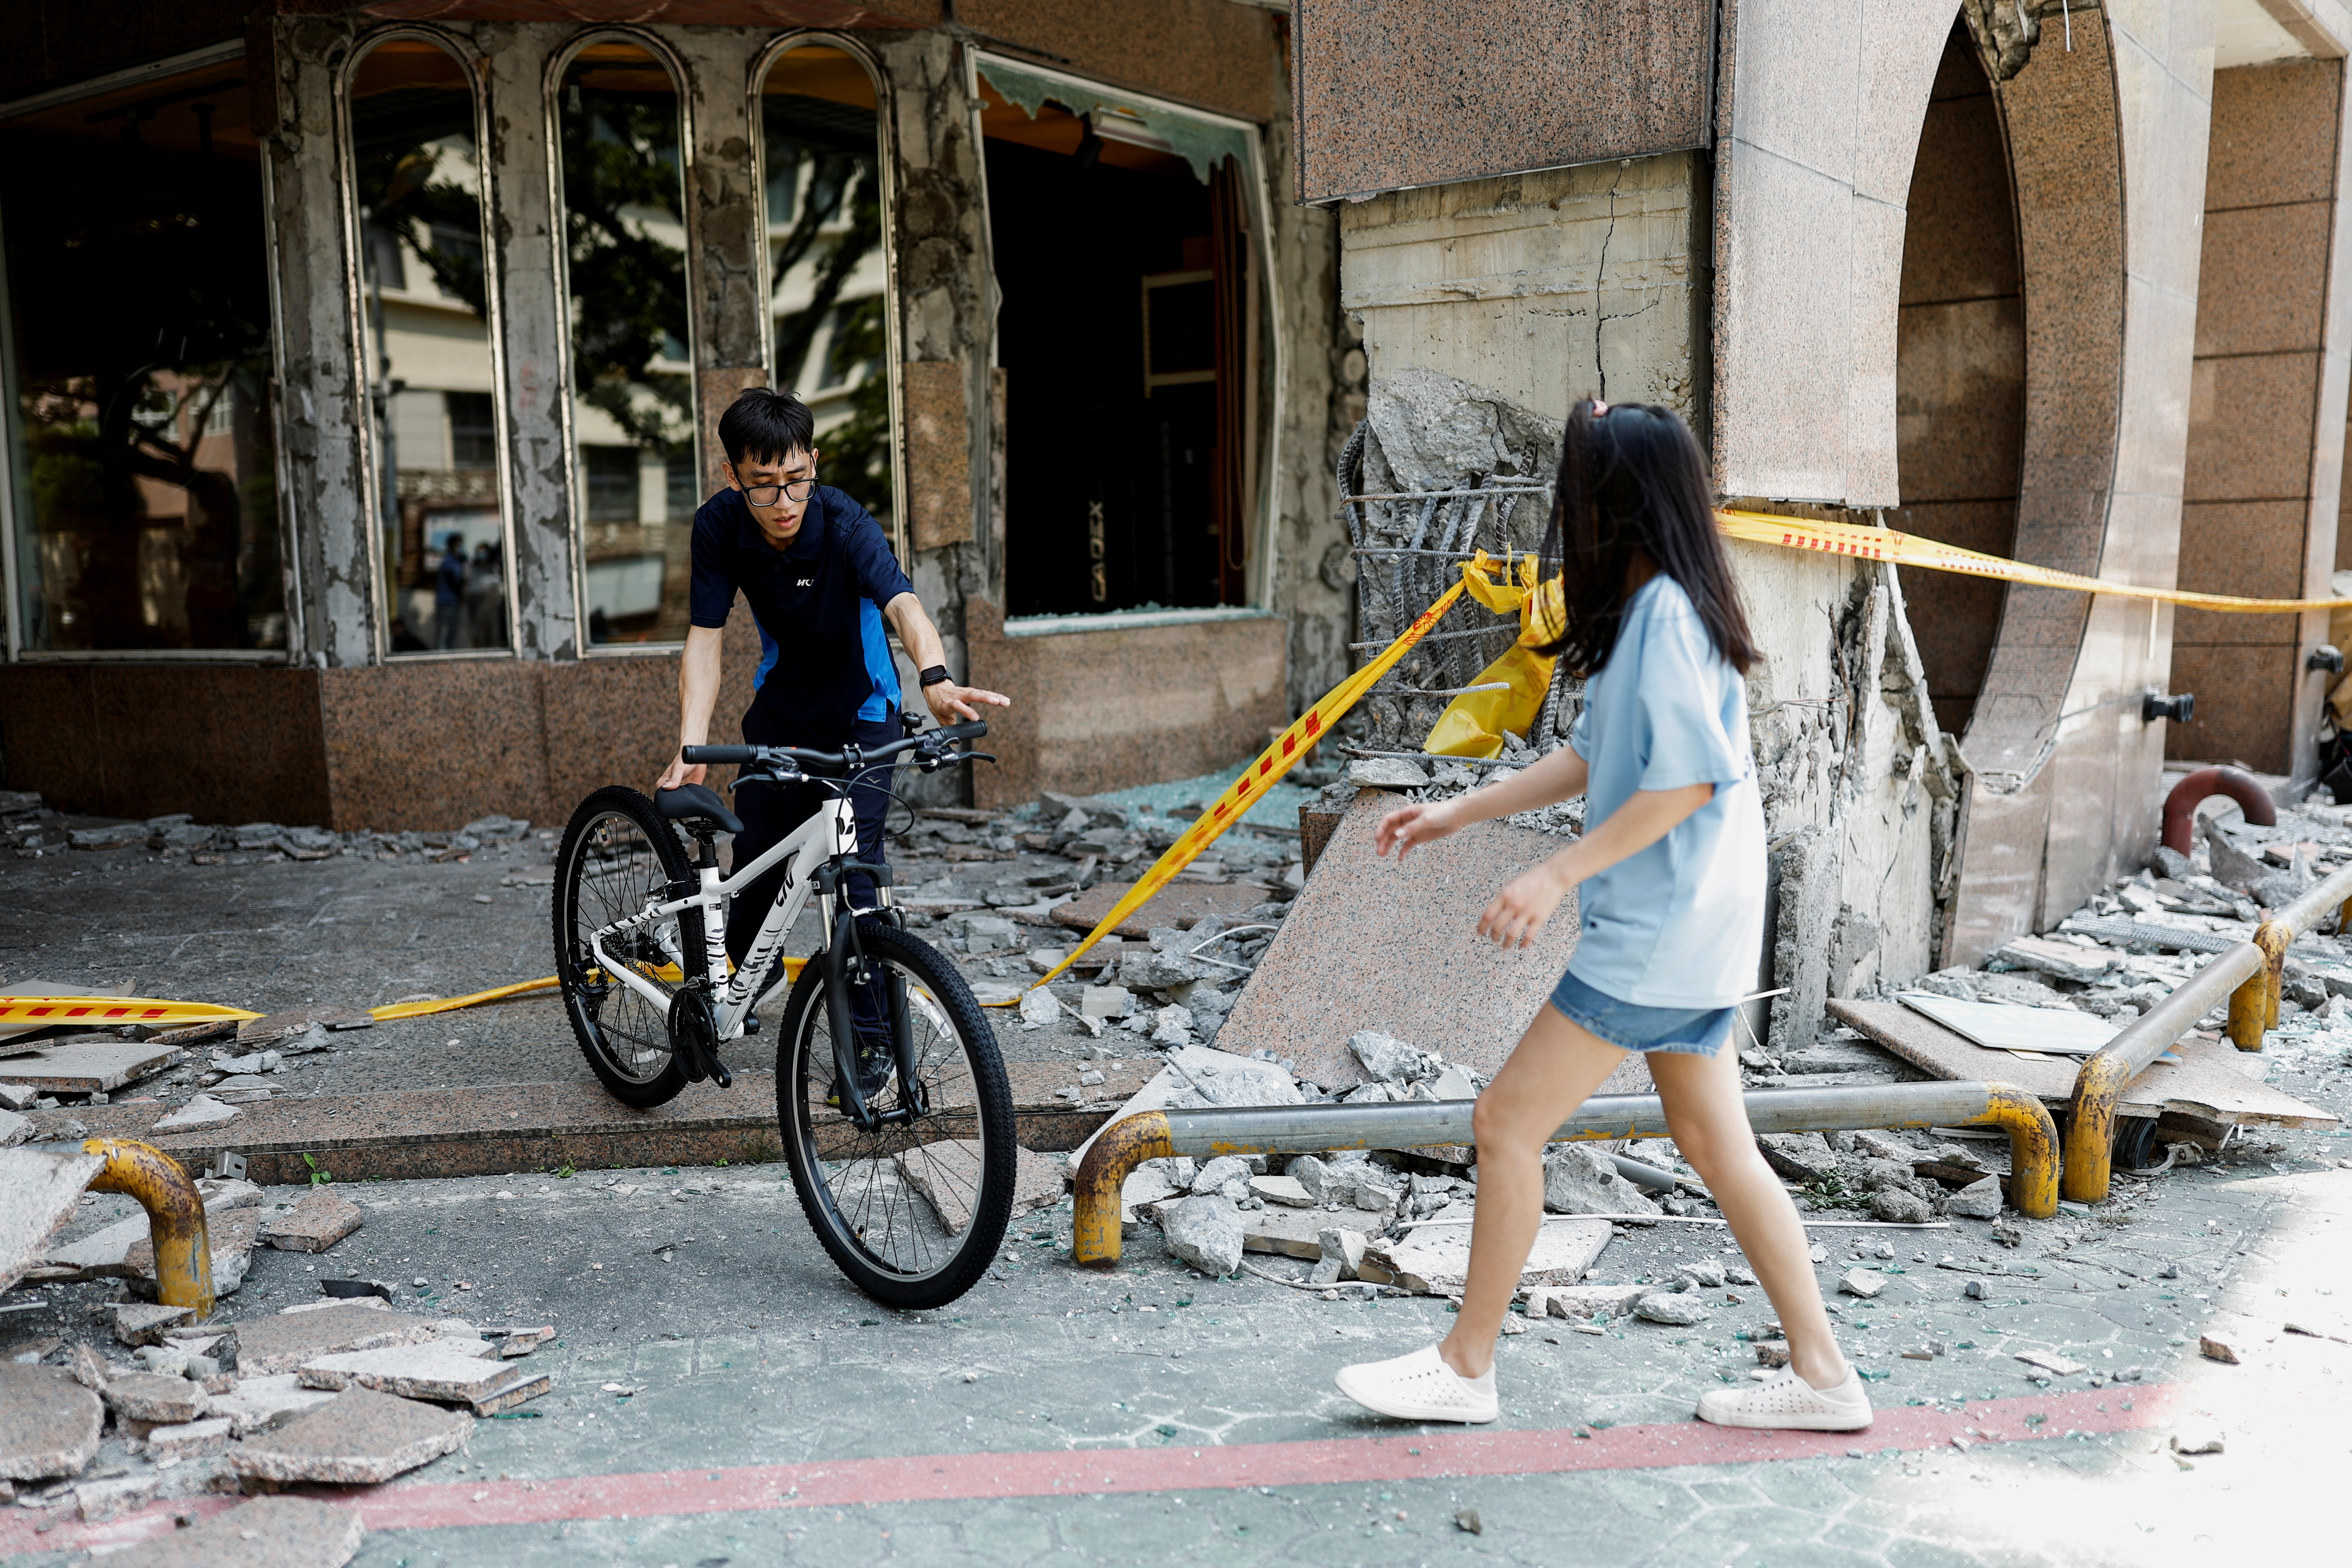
552,720,1013,1307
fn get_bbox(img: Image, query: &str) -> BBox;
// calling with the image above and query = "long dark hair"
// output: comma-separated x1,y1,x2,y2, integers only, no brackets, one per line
1535,399,1758,677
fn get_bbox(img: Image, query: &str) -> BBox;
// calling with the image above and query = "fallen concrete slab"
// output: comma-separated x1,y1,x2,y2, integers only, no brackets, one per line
230,1386,470,1484
1215,789,1579,1090
145,1414,233,1458
0,1146,103,1293
231,1303,445,1377
1360,1212,1611,1294
100,1493,364,1568
0,1362,103,1479
258,1191,363,1253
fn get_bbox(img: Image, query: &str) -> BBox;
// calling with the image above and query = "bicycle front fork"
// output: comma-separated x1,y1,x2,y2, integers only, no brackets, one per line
817,862,926,1132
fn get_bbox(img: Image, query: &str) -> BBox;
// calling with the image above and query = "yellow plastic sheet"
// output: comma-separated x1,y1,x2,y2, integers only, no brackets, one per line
1423,553,1566,759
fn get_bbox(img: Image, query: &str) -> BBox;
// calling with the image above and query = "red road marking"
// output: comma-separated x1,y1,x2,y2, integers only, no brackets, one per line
8,1385,2172,1555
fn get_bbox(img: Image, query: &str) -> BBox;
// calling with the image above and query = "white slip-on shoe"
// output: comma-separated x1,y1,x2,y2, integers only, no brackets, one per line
1334,1344,1499,1424
1695,1366,1873,1431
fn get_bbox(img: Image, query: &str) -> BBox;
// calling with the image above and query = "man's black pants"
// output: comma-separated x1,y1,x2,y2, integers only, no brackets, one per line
725,712,898,1036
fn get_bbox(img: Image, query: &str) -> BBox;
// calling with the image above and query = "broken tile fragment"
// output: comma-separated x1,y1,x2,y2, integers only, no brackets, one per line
259,1191,364,1253
210,1374,336,1437
298,1341,547,1415
232,1303,444,1376
76,1471,164,1523
149,1095,241,1132
101,1370,210,1424
97,1494,363,1568
1837,1268,1886,1299
230,1387,471,1484
2198,1333,2241,1365
112,1302,195,1347
144,1415,233,1458
0,1362,103,1479
2014,1349,2084,1377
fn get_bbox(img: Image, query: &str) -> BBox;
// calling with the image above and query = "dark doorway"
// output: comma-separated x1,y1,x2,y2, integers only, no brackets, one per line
1893,23,2027,737
981,83,1255,618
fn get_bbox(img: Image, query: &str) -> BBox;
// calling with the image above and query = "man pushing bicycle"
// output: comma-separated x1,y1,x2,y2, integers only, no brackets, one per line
656,387,1009,1015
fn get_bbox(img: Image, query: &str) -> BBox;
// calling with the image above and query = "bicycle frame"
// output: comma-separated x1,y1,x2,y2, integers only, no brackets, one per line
585,790,866,1044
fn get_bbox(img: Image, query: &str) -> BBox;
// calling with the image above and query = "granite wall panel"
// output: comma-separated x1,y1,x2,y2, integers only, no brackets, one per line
965,597,1287,809
0,664,331,827
1291,0,1715,203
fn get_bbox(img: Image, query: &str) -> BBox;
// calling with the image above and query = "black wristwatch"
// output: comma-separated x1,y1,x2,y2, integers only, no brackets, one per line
919,665,952,688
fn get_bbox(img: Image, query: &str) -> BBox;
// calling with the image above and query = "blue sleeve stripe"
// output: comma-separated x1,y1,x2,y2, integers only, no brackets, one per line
754,623,780,693
857,597,899,720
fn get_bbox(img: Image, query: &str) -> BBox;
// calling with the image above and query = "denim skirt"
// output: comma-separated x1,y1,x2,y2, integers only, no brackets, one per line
1548,969,1736,1057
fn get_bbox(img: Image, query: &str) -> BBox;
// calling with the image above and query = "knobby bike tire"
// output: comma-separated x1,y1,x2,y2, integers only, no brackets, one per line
553,785,703,1110
775,921,1016,1309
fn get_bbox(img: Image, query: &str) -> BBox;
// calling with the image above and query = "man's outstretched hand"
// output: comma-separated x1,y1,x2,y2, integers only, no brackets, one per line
924,680,1011,727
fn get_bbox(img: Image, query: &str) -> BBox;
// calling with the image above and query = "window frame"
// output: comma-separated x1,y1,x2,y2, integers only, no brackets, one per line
748,31,909,564
336,24,519,662
544,27,704,659
965,47,1285,617
0,38,301,665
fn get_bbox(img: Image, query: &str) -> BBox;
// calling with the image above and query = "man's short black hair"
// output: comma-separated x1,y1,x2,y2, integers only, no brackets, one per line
720,387,816,469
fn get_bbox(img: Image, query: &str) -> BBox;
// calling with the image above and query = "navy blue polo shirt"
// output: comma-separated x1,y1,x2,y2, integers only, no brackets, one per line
688,484,912,741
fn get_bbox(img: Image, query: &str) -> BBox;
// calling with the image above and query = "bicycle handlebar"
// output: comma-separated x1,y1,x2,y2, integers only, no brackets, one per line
683,720,988,777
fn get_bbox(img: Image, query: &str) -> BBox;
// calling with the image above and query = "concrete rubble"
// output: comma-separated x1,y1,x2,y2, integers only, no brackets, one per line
257,1191,365,1253
230,1385,472,1484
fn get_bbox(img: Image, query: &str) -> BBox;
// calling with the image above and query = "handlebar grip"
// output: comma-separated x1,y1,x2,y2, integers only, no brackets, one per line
681,745,756,765
936,721,989,743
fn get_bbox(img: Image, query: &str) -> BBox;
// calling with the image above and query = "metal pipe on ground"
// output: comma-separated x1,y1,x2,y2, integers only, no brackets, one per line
2159,765,2275,855
1070,1082,2057,1267
2062,861,2352,1204
81,1137,213,1319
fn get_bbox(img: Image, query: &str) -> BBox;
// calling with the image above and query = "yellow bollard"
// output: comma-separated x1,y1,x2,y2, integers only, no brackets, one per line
83,1139,212,1320
1070,1112,1175,1268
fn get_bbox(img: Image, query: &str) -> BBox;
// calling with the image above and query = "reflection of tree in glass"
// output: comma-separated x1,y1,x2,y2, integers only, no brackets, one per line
770,151,870,387
559,93,693,458
352,134,488,317
765,131,887,515
820,296,892,514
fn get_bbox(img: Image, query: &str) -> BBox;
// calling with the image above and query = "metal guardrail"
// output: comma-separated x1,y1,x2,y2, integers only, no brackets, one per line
2062,858,2352,1204
1071,1081,2058,1267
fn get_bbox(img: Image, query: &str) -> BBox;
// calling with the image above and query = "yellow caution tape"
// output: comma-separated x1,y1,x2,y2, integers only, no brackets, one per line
1013,567,1483,1001
0,996,262,1028
369,978,561,1021
365,957,808,1022
1718,508,2352,612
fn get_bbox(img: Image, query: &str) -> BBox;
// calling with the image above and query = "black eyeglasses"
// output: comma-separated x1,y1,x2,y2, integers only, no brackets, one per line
742,477,815,506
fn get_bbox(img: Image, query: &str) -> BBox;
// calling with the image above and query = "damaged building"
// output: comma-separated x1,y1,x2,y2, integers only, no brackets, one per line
9,0,2352,1055
1298,0,2352,1045
0,0,1351,826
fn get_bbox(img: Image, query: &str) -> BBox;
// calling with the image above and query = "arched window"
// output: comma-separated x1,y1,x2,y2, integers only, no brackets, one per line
555,39,697,647
759,43,893,533
347,34,508,655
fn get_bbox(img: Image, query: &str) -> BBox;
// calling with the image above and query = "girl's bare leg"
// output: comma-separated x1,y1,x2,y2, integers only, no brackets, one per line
1437,1006,1628,1380
1646,1046,1850,1390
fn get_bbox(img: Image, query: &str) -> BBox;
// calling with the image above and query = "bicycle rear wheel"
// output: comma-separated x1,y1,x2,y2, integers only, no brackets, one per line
776,920,1015,1308
554,786,700,1109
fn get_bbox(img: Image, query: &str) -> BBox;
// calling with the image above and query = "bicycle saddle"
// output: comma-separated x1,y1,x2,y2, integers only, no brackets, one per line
655,783,743,836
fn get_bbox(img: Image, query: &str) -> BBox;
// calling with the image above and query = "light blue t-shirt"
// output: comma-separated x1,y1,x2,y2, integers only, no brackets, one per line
1564,575,1767,1009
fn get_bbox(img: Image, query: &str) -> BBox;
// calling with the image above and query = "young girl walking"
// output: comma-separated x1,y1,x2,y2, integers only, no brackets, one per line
1334,399,1869,1432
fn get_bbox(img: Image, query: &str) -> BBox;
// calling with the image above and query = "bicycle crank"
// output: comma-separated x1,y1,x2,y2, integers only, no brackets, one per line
665,988,732,1089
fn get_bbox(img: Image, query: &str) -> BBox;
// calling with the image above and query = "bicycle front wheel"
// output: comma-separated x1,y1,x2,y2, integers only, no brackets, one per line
776,920,1015,1308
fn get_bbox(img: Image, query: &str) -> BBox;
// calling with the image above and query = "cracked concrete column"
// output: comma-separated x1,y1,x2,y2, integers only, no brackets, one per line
478,24,579,662
261,20,375,668
673,32,768,499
